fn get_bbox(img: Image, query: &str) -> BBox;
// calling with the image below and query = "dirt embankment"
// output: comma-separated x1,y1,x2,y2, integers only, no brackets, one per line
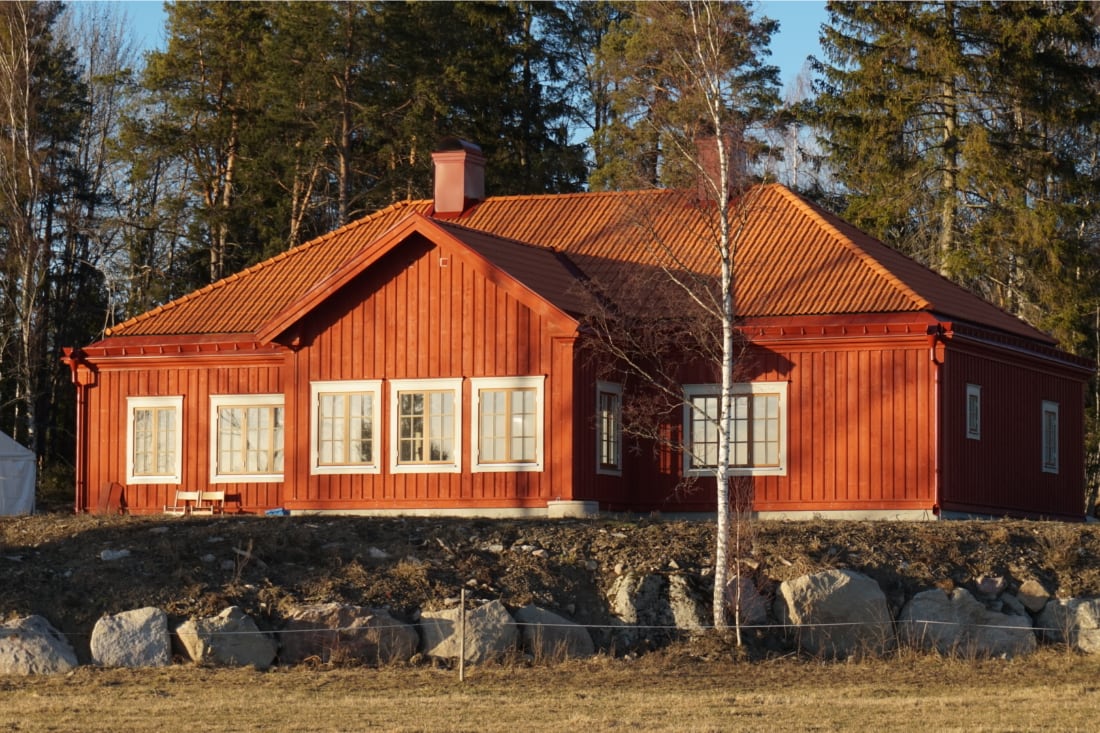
4,514,1100,659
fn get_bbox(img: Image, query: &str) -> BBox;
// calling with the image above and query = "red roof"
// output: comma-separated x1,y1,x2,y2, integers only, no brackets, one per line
103,184,1054,345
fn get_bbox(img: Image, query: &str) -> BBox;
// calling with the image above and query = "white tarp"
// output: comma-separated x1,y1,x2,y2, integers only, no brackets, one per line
0,430,35,515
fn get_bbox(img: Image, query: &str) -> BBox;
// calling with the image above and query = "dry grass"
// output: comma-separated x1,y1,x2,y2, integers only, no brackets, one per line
3,650,1100,731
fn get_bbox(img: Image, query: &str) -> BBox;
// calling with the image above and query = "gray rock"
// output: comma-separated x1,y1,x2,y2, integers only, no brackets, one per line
899,588,1036,658
726,574,769,628
606,572,675,648
419,599,518,664
608,572,672,627
1036,597,1100,653
975,574,1006,599
90,607,170,668
1000,592,1028,619
668,574,706,631
513,605,594,660
280,603,417,665
0,616,78,675
1017,580,1051,614
175,606,277,669
774,569,893,658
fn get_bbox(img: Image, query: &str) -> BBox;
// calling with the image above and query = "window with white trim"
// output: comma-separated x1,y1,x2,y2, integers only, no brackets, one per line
210,394,284,482
596,381,623,475
683,382,787,476
389,378,462,473
966,384,981,440
126,396,183,484
471,376,544,472
311,380,381,474
1042,400,1059,474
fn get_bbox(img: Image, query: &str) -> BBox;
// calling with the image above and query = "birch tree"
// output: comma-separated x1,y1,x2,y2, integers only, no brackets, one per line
590,0,778,635
0,0,85,450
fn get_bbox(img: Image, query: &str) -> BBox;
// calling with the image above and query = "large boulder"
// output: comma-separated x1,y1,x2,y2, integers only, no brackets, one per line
726,574,769,628
774,569,893,658
419,599,518,664
513,605,594,660
1016,580,1052,615
0,616,79,675
279,603,417,665
667,574,707,632
899,588,1036,658
606,572,677,648
175,606,277,669
1036,597,1100,653
90,607,170,668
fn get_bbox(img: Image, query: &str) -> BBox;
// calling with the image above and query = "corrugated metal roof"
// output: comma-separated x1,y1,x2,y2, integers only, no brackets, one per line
433,220,592,316
104,183,1052,344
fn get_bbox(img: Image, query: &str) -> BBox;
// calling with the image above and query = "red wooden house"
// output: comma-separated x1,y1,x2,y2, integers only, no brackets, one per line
64,141,1093,520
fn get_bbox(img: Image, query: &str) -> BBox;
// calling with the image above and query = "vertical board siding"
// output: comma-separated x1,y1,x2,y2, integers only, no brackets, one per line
84,359,284,513
941,343,1085,518
764,341,935,513
294,237,568,509
614,337,938,514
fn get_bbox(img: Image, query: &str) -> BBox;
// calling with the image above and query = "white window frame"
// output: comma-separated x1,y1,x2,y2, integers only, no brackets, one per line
389,378,462,474
209,394,285,483
966,384,981,440
596,381,623,476
683,382,788,477
471,376,545,473
310,380,382,475
1042,400,1059,474
125,395,183,485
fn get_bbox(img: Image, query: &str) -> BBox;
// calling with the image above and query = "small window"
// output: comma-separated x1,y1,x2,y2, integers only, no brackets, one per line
596,382,623,475
684,382,787,477
126,396,183,484
311,380,381,474
389,378,462,474
966,384,981,440
210,394,284,483
471,376,544,472
1042,400,1059,474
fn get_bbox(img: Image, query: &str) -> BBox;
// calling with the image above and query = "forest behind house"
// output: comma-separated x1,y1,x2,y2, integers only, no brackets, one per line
3,1,1100,509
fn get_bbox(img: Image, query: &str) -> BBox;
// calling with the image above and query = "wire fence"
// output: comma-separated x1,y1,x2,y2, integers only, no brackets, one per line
21,615,1071,640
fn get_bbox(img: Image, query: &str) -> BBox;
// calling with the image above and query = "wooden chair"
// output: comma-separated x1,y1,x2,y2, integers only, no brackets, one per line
164,490,200,515
193,490,226,515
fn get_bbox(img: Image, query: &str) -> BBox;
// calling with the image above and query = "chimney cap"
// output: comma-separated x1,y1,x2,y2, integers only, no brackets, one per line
434,137,483,156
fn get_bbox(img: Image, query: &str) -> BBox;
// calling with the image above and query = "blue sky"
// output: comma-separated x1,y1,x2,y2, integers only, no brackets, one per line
118,1,828,91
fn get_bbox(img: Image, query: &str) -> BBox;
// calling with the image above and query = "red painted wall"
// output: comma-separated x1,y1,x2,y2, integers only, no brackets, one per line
78,349,286,513
939,335,1086,519
599,323,941,515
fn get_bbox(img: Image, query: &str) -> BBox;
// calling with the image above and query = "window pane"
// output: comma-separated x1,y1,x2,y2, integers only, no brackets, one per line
132,408,152,475
399,389,455,464
156,408,176,474
317,390,374,466
598,389,621,469
217,404,283,475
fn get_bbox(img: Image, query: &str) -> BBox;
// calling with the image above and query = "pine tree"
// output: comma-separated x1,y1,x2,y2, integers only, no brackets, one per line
813,1,1100,348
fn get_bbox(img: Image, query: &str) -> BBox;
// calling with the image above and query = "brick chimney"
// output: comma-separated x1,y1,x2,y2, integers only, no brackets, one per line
431,138,485,217
694,127,747,203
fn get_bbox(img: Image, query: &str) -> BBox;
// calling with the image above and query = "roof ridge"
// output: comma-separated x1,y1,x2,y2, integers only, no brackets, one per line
478,188,678,204
768,184,932,310
106,199,427,336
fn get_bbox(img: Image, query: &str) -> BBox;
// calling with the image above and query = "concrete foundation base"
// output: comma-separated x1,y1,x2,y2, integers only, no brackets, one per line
546,500,600,519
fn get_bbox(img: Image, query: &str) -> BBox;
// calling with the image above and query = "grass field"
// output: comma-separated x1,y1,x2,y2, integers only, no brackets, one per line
3,650,1099,732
